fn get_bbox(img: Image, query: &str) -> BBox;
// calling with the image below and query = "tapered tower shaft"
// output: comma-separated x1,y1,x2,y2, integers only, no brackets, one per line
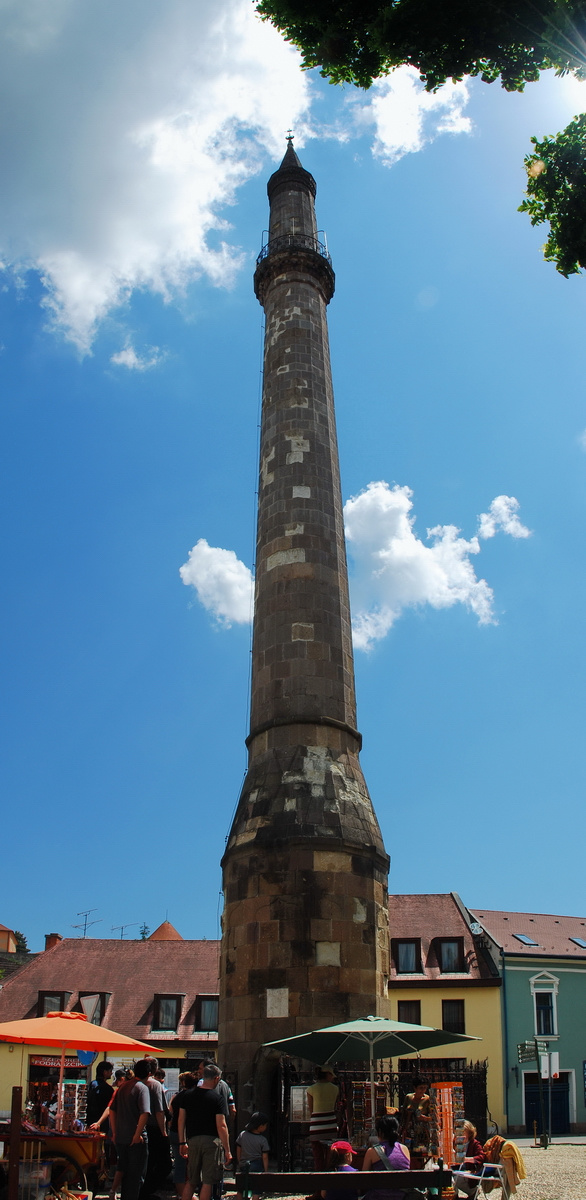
219,143,389,1111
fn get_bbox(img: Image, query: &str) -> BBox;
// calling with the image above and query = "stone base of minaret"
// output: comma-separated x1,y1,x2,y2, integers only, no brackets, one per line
219,725,390,1115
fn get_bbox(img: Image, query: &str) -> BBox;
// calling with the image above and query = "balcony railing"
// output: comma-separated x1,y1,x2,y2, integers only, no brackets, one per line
257,233,332,267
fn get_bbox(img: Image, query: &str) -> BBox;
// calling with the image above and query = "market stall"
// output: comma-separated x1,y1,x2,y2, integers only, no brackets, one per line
0,1011,159,1200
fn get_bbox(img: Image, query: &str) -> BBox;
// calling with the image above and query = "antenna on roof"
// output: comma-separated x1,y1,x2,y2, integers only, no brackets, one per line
111,922,138,940
72,909,102,938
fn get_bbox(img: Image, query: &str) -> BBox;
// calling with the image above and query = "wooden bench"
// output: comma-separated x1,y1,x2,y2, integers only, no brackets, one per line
235,1164,452,1197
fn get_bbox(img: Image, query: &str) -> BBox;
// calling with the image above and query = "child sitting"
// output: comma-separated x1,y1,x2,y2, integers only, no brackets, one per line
321,1141,358,1200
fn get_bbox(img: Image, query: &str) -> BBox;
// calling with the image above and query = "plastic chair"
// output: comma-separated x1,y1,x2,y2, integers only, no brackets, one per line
453,1163,510,1200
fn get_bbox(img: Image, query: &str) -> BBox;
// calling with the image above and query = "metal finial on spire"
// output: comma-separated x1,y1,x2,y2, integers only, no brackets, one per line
286,129,294,143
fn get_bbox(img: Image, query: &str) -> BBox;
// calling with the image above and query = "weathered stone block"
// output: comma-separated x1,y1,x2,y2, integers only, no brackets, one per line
249,967,287,993
308,965,340,991
314,850,351,872
259,921,280,942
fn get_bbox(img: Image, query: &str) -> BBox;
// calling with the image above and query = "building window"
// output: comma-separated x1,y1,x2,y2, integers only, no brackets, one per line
37,992,71,1016
197,996,219,1031
535,992,555,1035
438,940,464,972
398,1000,421,1025
153,995,182,1032
442,999,465,1034
76,993,111,1024
395,940,421,973
530,972,558,1037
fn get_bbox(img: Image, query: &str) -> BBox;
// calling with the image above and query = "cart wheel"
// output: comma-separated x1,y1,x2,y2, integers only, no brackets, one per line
48,1153,88,1192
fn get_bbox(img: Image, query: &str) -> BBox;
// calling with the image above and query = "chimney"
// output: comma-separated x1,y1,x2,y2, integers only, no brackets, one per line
44,933,63,951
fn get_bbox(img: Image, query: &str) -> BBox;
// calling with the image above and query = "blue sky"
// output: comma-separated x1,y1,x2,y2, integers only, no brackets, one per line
1,0,585,952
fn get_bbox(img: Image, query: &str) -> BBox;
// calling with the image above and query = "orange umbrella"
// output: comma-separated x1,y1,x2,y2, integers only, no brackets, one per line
0,1011,158,1129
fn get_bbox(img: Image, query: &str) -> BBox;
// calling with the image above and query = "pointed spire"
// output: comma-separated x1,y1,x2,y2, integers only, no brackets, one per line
278,137,303,171
267,137,316,201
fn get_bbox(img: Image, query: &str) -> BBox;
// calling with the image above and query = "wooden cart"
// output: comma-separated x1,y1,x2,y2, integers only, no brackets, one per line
1,1120,106,1194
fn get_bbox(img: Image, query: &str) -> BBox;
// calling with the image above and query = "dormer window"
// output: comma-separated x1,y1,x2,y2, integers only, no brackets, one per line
153,994,183,1032
75,992,111,1024
37,991,71,1016
437,939,465,973
394,940,422,974
196,995,219,1032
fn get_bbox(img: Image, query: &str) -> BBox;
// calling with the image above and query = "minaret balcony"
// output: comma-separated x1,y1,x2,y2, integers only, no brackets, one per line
254,233,335,304
256,233,332,267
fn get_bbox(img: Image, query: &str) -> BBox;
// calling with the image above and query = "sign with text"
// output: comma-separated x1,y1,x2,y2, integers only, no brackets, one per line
518,1039,548,1063
30,1056,82,1067
518,1042,536,1063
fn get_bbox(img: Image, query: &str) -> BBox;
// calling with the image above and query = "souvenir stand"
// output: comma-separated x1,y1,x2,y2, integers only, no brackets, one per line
429,1081,465,1163
348,1080,387,1147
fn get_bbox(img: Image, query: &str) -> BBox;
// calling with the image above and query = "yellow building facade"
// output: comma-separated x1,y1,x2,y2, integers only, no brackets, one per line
388,893,505,1133
388,984,505,1130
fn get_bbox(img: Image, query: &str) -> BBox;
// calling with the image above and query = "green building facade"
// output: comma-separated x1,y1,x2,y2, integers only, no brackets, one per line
470,907,586,1136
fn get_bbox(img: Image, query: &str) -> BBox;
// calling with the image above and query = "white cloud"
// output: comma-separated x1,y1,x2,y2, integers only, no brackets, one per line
110,341,163,371
0,6,475,352
0,0,311,350
477,495,531,539
344,481,494,649
182,482,529,649
347,67,472,166
179,538,254,626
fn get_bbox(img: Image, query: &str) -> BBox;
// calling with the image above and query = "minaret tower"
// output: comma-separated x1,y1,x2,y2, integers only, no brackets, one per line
219,141,389,1109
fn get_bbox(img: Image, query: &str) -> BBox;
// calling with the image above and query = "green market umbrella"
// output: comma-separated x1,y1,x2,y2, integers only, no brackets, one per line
265,1014,480,1131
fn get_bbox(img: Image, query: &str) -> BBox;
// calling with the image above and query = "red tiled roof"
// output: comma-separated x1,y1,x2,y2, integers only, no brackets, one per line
470,909,586,957
149,921,183,942
0,923,15,933
388,893,498,983
0,938,220,1042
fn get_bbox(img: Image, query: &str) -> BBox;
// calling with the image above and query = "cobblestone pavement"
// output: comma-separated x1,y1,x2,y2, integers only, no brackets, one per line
516,1144,586,1200
96,1150,586,1200
221,1147,586,1200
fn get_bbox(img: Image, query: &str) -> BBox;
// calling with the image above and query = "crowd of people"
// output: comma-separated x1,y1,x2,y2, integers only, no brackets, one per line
86,1057,240,1200
85,1061,522,1200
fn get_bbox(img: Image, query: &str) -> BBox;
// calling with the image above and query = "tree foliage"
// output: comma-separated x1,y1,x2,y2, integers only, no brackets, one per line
256,0,586,91
14,930,29,953
257,0,586,275
519,113,586,274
